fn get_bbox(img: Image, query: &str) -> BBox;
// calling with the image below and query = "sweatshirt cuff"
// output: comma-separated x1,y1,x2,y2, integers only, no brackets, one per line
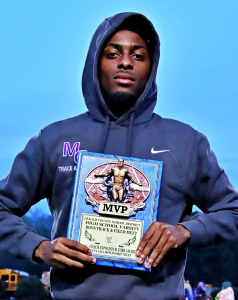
17,231,48,261
179,218,208,247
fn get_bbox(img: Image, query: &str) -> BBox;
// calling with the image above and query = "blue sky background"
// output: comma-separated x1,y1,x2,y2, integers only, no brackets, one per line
0,1,238,214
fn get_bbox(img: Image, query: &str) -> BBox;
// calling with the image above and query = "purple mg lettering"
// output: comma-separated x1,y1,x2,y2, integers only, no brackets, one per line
63,142,80,157
63,142,81,163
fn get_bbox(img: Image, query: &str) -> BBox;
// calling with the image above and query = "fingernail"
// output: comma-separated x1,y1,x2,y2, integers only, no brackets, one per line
145,261,151,268
147,258,153,267
136,249,141,256
87,249,92,254
91,257,96,264
137,257,143,264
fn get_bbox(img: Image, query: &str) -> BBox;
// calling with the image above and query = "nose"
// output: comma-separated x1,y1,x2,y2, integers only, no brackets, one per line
117,54,133,70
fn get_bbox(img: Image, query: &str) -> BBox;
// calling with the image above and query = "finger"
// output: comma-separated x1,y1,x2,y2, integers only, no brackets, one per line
144,232,170,268
136,223,168,262
52,239,96,264
138,225,168,265
136,224,158,257
45,245,96,269
147,228,178,268
61,238,92,255
136,223,171,256
62,247,96,264
49,253,94,269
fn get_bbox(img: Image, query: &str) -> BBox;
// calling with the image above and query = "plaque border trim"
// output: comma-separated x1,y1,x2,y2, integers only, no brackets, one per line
67,151,163,272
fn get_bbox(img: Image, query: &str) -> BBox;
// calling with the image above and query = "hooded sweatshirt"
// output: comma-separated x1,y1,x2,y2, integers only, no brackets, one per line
0,12,238,300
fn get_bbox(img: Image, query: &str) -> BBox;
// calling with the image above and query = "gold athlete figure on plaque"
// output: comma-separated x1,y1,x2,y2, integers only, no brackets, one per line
95,158,142,202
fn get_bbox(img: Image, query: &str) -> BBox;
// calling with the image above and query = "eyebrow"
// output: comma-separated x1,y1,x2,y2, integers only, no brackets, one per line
105,43,145,51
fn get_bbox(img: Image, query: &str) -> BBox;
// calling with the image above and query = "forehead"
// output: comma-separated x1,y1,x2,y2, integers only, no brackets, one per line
104,30,148,50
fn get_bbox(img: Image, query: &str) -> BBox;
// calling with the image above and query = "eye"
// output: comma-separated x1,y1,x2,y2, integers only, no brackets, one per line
132,54,144,60
106,52,119,59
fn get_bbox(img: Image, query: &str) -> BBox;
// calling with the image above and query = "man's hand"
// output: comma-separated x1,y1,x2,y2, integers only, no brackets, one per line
33,237,96,269
136,222,190,268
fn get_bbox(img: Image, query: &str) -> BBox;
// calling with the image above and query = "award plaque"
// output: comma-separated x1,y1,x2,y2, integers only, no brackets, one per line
67,151,163,271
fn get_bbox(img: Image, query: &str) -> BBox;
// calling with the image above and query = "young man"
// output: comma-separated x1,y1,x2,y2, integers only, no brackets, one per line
0,12,238,300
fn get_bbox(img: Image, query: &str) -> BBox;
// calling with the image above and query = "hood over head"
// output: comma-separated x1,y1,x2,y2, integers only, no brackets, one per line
82,12,160,126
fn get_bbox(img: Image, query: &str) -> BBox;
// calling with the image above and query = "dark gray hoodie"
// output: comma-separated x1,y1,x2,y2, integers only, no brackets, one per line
0,12,238,300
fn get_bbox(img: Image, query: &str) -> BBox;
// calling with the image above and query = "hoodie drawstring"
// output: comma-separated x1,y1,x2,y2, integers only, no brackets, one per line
99,115,110,153
126,111,135,157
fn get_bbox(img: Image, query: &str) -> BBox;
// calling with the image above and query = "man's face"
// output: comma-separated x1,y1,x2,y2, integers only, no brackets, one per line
99,30,151,99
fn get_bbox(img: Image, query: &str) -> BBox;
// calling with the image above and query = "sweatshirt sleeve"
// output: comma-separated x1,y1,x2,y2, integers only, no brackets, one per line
181,131,238,247
0,131,50,260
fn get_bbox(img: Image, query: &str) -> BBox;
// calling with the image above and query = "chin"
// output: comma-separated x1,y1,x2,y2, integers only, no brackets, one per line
103,91,138,117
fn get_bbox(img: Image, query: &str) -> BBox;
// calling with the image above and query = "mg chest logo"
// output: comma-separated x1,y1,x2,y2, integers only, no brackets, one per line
63,142,81,163
58,142,84,172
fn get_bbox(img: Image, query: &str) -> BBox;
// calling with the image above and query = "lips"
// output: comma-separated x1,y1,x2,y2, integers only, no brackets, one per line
113,73,135,85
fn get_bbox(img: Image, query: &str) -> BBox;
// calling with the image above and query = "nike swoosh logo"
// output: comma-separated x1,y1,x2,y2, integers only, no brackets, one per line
151,147,170,154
